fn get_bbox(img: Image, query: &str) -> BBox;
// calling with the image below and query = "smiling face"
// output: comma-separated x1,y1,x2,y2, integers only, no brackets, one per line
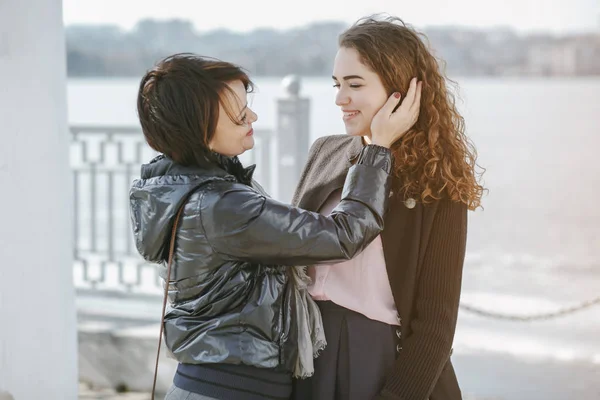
209,79,258,157
332,46,389,138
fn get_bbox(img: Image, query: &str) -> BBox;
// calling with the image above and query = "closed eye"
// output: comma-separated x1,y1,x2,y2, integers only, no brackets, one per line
332,83,363,89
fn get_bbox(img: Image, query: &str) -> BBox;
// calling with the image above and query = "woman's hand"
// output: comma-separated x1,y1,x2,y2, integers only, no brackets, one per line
370,77,422,148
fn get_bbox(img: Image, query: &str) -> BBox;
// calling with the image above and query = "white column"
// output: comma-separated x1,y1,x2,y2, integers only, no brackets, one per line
0,0,77,399
276,76,310,203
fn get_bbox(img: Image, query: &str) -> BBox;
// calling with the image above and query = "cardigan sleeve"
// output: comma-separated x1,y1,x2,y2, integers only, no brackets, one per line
377,199,468,400
291,136,328,206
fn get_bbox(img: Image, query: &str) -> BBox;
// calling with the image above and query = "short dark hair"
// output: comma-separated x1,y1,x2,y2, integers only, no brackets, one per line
136,53,254,166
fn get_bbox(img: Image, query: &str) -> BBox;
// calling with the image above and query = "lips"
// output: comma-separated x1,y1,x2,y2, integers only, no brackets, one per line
342,110,360,121
246,128,254,136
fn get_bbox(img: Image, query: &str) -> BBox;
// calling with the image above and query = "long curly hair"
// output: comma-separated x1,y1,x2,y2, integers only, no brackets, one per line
339,15,485,210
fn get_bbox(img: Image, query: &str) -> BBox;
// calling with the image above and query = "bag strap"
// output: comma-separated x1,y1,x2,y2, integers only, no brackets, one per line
151,204,187,399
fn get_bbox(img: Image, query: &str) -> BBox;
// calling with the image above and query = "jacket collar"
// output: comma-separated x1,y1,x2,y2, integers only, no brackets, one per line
212,152,256,185
346,135,364,163
142,153,256,186
294,135,364,212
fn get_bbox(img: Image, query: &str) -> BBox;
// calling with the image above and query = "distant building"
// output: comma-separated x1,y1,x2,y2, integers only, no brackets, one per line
574,34,600,75
527,40,578,75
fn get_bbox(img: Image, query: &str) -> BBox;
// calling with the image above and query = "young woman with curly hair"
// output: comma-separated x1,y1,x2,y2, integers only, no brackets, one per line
292,15,485,400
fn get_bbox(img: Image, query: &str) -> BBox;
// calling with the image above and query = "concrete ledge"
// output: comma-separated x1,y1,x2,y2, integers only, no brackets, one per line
79,323,176,394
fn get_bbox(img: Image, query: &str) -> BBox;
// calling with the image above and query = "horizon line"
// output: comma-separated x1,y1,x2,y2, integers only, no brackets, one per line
62,18,599,37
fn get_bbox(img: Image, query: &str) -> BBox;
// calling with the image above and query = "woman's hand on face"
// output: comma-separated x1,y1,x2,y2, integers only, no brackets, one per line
370,77,422,148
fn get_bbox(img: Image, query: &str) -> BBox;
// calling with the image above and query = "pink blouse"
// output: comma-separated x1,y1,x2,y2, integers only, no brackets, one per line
307,189,400,326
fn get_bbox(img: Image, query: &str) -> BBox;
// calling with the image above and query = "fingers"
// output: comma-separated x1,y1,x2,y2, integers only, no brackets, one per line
390,77,415,117
405,77,418,105
382,78,419,118
409,81,422,115
381,91,403,116
410,81,423,108
402,79,421,126
392,78,420,116
383,78,421,137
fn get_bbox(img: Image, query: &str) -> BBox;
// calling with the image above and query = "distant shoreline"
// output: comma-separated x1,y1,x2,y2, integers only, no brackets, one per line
66,20,600,78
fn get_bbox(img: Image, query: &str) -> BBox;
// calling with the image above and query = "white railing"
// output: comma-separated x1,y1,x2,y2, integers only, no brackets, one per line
70,125,274,295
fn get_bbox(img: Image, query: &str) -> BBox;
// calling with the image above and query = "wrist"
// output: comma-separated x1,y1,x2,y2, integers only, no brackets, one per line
356,144,393,174
370,136,391,148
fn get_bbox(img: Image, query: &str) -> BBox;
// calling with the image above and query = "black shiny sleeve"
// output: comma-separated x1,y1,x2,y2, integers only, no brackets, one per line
200,145,393,266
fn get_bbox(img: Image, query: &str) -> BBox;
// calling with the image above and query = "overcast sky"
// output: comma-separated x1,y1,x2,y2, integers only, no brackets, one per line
63,0,599,34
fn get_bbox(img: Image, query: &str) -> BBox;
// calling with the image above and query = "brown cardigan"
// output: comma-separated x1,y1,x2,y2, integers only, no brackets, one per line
292,135,467,400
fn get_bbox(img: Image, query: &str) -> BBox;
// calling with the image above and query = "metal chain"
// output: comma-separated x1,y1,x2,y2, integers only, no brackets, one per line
459,295,600,321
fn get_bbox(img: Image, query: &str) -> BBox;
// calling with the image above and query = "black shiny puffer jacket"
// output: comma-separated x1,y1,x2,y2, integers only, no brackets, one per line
129,143,392,371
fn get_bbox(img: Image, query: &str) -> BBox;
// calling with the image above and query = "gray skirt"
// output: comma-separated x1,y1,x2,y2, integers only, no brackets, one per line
293,300,400,400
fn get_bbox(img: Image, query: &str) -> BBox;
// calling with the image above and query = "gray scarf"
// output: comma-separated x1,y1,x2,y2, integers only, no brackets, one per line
287,266,327,379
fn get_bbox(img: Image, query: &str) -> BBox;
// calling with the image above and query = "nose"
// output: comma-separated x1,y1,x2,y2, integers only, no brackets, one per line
248,108,258,123
335,88,350,107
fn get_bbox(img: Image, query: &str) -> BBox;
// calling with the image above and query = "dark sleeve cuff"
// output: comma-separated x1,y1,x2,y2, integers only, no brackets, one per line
355,144,393,174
